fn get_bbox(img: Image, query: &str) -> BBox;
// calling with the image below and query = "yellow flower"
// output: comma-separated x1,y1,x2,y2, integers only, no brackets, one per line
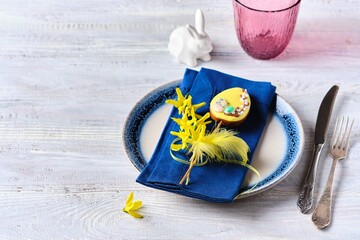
123,192,143,218
191,107,211,128
166,88,206,116
165,88,186,114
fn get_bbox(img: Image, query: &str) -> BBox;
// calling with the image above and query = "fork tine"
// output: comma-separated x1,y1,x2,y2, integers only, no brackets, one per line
343,118,354,151
330,117,339,149
339,117,348,149
337,117,346,149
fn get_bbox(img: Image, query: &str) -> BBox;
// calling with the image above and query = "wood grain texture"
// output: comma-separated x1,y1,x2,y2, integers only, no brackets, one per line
0,0,359,239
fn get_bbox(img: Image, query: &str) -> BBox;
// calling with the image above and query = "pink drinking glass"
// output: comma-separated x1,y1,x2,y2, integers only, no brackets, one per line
232,0,301,60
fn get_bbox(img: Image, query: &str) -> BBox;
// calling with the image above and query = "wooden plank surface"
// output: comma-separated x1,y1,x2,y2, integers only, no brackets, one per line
0,0,359,239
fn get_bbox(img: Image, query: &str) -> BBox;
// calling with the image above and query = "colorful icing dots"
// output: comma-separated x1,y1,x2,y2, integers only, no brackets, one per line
209,87,251,126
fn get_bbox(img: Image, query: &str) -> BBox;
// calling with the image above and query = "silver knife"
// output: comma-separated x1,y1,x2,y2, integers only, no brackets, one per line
297,85,339,214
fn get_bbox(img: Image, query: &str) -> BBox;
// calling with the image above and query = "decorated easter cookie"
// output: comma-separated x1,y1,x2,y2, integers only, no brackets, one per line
210,87,251,126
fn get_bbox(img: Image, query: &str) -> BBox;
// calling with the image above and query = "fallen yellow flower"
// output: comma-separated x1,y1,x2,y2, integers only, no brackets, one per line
123,192,143,218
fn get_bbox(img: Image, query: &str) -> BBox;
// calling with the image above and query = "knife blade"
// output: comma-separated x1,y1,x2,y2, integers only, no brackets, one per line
297,85,339,214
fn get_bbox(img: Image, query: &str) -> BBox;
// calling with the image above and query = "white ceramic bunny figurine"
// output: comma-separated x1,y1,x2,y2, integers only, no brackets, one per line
168,9,213,67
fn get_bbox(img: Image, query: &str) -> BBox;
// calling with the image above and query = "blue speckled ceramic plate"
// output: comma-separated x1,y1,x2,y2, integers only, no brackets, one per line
123,80,304,198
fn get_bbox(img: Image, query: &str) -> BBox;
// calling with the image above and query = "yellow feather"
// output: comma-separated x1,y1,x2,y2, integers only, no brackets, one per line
189,129,249,164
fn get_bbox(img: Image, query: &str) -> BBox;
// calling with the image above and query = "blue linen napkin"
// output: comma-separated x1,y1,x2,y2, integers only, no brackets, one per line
136,68,276,203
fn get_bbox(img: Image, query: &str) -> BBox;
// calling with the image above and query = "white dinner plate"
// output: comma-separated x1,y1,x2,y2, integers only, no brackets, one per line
123,80,304,198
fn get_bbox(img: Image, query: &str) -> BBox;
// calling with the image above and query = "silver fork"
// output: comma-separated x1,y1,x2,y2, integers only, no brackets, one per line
312,117,354,229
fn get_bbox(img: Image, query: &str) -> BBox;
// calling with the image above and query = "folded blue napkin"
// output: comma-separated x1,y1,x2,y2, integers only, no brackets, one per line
137,68,276,203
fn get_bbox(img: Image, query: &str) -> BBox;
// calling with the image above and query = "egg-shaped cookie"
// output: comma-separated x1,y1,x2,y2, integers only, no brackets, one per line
210,87,251,127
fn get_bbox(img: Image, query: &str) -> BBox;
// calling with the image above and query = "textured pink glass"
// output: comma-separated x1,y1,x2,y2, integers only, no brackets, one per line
233,0,301,60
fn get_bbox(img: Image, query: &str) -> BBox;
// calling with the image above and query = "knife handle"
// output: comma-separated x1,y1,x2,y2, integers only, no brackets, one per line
297,143,324,214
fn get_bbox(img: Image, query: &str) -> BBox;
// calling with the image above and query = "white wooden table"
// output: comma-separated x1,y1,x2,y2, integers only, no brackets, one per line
0,0,359,239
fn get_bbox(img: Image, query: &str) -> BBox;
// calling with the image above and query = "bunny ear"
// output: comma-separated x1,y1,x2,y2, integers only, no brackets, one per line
186,24,200,39
195,9,205,34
